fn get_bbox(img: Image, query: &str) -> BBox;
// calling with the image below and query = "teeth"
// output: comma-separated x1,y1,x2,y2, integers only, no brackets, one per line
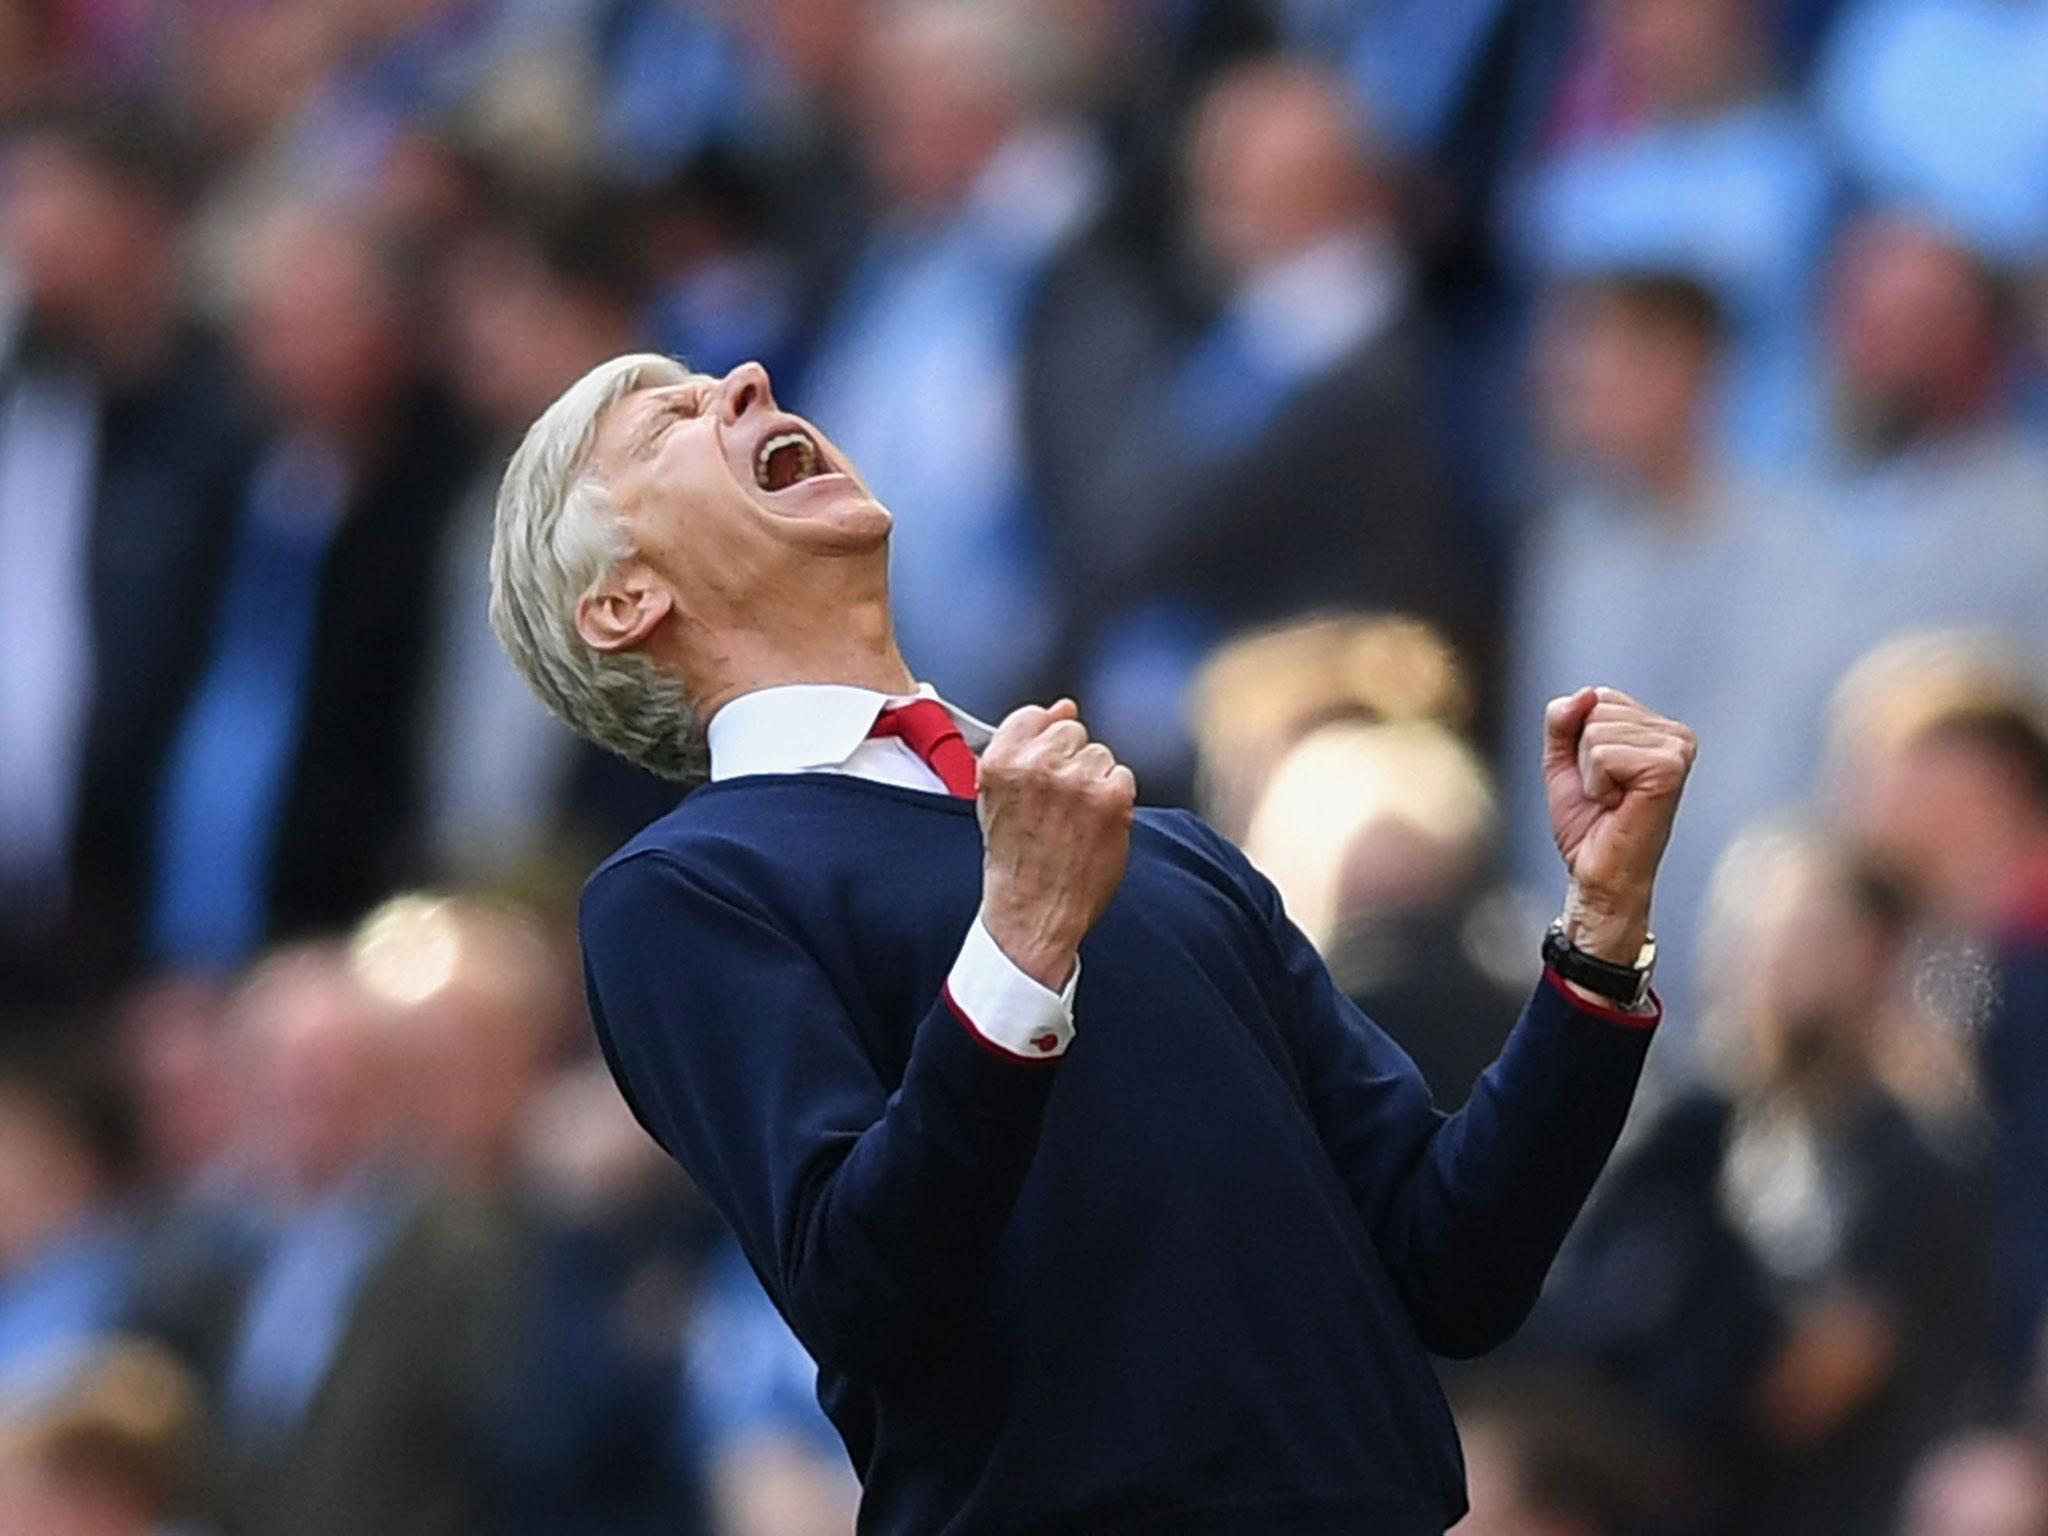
756,431,819,487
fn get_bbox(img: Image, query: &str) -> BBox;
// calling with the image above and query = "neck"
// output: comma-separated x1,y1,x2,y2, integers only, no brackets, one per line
685,582,916,724
1640,435,1702,515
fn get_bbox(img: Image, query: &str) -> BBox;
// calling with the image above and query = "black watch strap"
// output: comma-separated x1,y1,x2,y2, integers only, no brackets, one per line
1542,919,1656,1011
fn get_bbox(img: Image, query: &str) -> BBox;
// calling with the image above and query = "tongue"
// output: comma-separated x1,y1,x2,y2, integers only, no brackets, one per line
764,443,809,492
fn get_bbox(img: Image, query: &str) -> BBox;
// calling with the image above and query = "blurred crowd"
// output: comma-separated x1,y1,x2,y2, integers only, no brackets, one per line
4,0,2048,1532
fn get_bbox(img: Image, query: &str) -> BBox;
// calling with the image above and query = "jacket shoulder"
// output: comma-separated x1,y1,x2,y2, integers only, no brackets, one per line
582,780,810,912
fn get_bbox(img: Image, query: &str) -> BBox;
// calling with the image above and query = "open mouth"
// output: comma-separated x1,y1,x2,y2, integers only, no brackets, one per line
754,428,828,493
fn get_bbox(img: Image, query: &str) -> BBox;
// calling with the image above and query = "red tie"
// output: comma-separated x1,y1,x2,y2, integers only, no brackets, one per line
869,699,978,799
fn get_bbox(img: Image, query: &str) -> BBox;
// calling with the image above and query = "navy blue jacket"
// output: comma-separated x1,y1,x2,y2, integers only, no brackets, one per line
580,776,1656,1534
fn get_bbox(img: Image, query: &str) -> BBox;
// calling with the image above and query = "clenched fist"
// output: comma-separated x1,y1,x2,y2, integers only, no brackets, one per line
1543,686,1697,965
978,700,1138,991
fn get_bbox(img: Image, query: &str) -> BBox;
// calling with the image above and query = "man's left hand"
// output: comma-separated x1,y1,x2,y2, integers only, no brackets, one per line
1543,686,1697,965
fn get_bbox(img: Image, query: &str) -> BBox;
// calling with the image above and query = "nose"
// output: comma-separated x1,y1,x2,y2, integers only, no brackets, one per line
718,361,775,425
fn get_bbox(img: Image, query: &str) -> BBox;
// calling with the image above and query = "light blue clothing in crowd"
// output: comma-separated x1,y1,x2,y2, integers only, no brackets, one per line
148,439,348,972
1819,0,2048,262
224,1178,412,1445
1341,0,1525,152
1512,101,1839,467
680,1239,845,1465
1763,424,2048,776
597,0,766,181
799,128,1103,719
0,1215,138,1403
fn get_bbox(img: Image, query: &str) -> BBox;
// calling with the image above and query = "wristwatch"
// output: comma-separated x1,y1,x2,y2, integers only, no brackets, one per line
1542,919,1657,1011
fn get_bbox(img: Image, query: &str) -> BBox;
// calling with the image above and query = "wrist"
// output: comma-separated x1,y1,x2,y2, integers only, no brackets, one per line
980,885,1082,993
1562,881,1652,966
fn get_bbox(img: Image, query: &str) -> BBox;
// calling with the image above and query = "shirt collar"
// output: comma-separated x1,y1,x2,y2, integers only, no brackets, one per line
706,682,994,782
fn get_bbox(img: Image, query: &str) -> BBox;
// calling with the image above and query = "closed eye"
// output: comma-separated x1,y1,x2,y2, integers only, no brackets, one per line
637,388,710,458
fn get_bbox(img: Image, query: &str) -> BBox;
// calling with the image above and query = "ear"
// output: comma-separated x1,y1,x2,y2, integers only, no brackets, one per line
575,564,674,655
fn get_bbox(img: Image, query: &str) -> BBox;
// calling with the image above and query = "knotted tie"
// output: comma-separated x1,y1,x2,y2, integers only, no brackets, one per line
869,699,978,798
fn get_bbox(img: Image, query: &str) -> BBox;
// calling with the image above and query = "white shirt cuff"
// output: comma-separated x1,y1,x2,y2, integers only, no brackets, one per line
942,912,1078,1062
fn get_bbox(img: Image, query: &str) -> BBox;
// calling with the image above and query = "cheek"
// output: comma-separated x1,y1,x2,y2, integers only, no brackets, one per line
629,438,756,583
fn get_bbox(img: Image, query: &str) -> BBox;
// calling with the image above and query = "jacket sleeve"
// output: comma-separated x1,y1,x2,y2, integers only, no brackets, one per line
1194,817,1657,1358
579,850,1059,1382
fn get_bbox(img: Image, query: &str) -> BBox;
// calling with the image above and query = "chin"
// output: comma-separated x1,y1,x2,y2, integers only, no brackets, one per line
787,486,894,552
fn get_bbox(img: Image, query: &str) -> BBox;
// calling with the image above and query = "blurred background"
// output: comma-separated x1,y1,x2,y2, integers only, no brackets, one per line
3,0,2048,1532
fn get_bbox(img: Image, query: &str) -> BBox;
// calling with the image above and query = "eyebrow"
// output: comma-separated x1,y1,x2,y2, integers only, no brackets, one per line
629,397,673,460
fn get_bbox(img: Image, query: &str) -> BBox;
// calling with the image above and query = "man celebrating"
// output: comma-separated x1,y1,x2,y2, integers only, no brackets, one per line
490,356,1696,1534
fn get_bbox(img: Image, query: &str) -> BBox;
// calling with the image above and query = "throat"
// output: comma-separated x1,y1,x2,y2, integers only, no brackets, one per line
689,593,914,725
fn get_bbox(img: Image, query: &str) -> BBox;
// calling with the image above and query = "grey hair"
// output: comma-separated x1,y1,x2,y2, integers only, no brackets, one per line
488,352,708,781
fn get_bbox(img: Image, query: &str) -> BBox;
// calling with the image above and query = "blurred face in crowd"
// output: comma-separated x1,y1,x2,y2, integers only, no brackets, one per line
119,978,235,1186
1601,0,1759,119
1901,1435,2048,1536
0,1086,101,1271
727,0,875,105
1538,284,1716,502
856,4,1025,216
237,207,410,439
1,134,174,352
234,955,392,1198
354,899,570,1184
1830,217,2003,454
1849,733,2048,931
1455,1418,1602,1536
0,1446,151,1536
1188,63,1378,284
578,363,893,672
445,231,632,431
1745,858,1896,1088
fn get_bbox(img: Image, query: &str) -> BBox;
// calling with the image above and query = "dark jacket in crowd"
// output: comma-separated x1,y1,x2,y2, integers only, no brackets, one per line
1983,901,2048,1407
1525,1086,1986,1536
226,1189,520,1536
258,386,478,939
0,326,251,1001
1058,307,1492,680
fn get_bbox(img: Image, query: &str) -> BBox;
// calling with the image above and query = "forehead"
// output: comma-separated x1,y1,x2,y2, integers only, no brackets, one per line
593,377,713,458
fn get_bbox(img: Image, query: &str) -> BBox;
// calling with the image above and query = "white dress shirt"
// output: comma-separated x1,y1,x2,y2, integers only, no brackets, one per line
706,683,1077,1060
0,362,100,917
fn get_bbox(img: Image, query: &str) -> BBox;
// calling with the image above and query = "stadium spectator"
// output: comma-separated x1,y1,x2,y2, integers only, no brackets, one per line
1191,612,1475,840
1817,0,2048,264
348,895,571,1189
1747,218,2048,814
0,101,249,1006
114,977,258,1394
1838,653,2048,1412
1525,825,1985,1534
797,0,1105,719
1506,268,1814,1028
1901,1432,2048,1536
0,1338,215,1536
214,944,512,1536
1511,0,1837,465
680,1237,860,1536
637,153,805,389
347,892,704,1536
0,1042,141,1403
144,200,475,972
1242,718,1530,1107
428,196,663,882
1449,1368,1660,1536
1061,59,1479,796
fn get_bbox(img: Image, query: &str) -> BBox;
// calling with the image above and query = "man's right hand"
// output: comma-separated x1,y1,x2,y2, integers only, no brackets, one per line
977,700,1137,992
